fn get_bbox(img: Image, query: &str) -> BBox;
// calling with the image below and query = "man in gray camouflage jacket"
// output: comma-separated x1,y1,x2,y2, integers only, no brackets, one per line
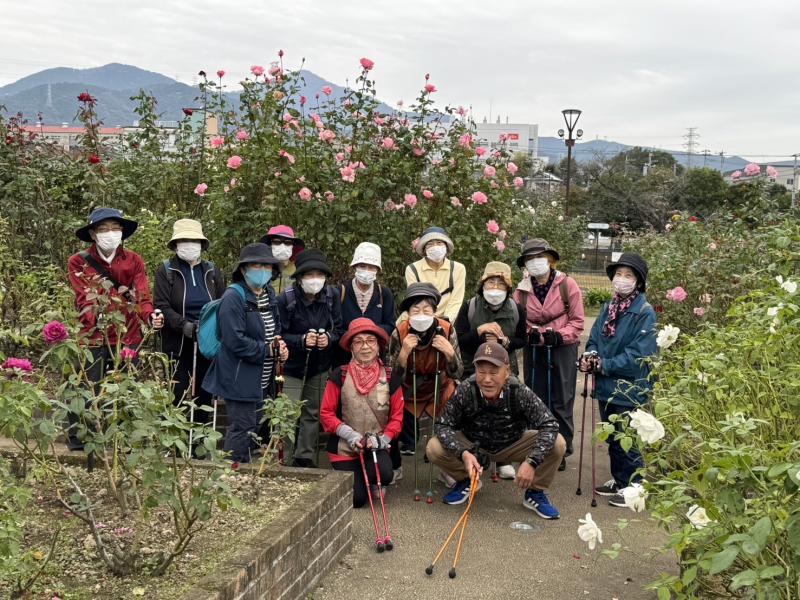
426,341,566,519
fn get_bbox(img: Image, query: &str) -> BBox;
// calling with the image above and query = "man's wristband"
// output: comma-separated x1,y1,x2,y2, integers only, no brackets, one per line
525,456,538,468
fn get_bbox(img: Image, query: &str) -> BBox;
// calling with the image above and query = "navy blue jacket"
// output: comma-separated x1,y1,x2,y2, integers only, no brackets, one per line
202,283,279,402
334,280,396,366
585,293,658,408
277,283,344,379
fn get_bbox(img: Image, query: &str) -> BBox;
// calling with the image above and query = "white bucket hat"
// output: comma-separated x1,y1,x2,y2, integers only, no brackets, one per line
350,242,382,269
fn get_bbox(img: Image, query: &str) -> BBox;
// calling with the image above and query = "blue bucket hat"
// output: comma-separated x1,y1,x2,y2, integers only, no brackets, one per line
75,207,138,242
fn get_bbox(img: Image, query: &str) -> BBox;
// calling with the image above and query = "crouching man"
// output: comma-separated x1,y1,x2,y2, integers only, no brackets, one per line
426,341,566,519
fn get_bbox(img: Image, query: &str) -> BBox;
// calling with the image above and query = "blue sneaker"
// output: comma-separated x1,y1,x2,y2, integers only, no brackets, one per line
523,489,560,519
442,477,482,505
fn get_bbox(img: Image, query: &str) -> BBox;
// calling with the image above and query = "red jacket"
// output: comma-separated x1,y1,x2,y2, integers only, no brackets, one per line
67,245,154,347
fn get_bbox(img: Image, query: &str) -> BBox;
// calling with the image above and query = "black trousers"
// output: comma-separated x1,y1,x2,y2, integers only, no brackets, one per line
331,450,394,508
523,342,579,454
224,397,265,463
170,341,213,425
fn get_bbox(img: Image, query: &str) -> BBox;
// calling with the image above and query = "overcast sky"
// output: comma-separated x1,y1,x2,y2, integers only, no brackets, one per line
2,0,797,160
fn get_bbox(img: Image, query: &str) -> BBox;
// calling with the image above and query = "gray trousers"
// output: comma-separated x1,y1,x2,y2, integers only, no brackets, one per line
283,372,325,467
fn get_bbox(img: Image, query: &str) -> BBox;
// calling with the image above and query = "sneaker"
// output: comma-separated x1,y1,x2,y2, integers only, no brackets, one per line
442,477,482,505
557,457,567,472
400,444,415,456
437,470,457,488
595,479,619,496
608,493,627,508
523,489,560,519
389,467,403,485
497,464,516,479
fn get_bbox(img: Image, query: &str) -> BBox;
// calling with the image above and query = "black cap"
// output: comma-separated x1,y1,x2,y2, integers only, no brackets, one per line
293,249,333,278
232,243,281,282
517,238,559,267
399,282,441,313
606,252,648,291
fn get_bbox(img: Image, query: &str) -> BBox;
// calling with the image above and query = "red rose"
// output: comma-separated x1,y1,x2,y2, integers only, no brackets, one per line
654,305,664,313
88,154,101,164
77,92,96,104
278,49,284,58
182,108,193,116
5,135,13,145
689,216,698,222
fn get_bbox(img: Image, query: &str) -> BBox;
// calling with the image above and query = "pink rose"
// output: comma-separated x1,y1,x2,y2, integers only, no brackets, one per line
425,83,437,93
743,163,760,177
412,147,425,156
335,152,345,163
2,357,33,373
360,57,375,71
475,147,487,157
693,307,706,317
513,176,524,188
216,69,225,78
194,183,208,197
119,348,138,362
300,95,307,106
235,130,249,141
486,219,500,234
766,166,779,179
374,116,386,126
507,162,518,175
230,178,238,187
319,129,336,143
498,229,508,240
498,133,508,143
227,155,243,170
209,136,224,149
494,240,506,252
250,65,265,76
471,191,488,205
43,320,69,345
324,191,335,202
298,187,312,201
458,133,473,147
665,286,688,302
731,170,742,180
383,200,396,211
381,137,395,150
269,66,282,77
321,86,333,95
483,165,496,178
224,185,230,193
450,196,462,207
340,166,356,182
422,190,434,199
279,149,295,164
404,193,418,208
708,242,717,250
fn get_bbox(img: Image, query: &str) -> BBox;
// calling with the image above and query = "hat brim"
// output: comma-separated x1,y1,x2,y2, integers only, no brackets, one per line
168,236,210,251
416,232,454,256
259,234,306,249
516,249,559,267
339,325,390,352
473,355,507,367
399,294,440,314
293,261,333,278
76,217,138,243
232,257,282,282
606,261,646,291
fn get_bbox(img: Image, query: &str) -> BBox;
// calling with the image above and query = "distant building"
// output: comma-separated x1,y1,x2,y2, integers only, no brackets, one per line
724,164,796,192
475,120,539,159
22,124,124,152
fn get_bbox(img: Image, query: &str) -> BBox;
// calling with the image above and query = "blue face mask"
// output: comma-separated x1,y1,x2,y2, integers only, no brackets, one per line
245,268,272,288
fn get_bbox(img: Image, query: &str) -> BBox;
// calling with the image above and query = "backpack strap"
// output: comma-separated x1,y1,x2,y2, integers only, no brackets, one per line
467,297,477,326
163,259,174,286
559,278,570,315
440,259,455,296
79,251,135,302
340,284,346,304
409,263,420,282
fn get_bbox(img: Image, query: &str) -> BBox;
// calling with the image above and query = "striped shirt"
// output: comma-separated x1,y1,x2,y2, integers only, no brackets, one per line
258,292,276,390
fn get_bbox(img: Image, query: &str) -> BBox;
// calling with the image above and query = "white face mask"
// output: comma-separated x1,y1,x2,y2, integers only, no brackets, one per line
612,277,637,296
272,243,293,262
526,257,550,277
301,277,326,295
176,241,202,263
409,314,435,333
483,289,507,306
95,231,122,255
425,245,447,263
355,269,377,286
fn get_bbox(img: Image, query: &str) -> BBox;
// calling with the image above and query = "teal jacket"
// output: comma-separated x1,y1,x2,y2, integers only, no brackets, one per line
585,293,658,408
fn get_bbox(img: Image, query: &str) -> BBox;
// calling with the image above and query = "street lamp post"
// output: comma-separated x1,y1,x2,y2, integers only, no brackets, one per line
558,108,583,216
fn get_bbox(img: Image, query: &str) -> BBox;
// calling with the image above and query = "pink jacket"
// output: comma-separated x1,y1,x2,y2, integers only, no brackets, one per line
513,271,585,346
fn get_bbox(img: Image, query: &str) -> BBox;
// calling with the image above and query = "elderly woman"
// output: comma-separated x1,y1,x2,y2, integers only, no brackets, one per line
154,219,225,418
259,225,304,294
584,253,657,507
203,243,288,463
513,239,585,471
320,318,404,507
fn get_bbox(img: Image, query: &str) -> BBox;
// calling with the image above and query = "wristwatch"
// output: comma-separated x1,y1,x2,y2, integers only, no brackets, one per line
525,456,537,468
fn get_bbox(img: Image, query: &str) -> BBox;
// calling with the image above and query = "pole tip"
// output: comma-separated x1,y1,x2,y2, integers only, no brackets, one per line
449,568,457,579
425,565,434,575
376,542,385,553
414,494,421,501
591,499,597,507
426,495,433,504
576,488,582,496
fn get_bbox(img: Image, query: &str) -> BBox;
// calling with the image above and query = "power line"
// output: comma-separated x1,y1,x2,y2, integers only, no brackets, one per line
682,127,699,168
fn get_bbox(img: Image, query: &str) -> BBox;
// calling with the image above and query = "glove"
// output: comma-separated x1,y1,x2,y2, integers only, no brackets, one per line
182,321,198,339
527,327,541,346
543,329,564,347
366,433,391,450
336,424,363,450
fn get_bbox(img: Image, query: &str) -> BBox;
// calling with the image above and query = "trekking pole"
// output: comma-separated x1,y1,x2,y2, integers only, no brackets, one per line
425,468,479,577
188,339,198,451
544,328,553,412
272,336,285,464
590,368,598,508
426,347,441,504
371,445,394,551
412,351,421,502
315,328,326,468
527,325,539,390
449,469,479,579
295,332,313,465
576,369,590,497
359,448,385,553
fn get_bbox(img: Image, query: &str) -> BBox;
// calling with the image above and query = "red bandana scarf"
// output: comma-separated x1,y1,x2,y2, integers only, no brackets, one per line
602,290,640,337
349,358,383,395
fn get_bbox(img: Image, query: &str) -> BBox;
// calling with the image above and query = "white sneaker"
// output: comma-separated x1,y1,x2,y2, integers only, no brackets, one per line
389,467,403,485
497,464,516,479
437,470,458,488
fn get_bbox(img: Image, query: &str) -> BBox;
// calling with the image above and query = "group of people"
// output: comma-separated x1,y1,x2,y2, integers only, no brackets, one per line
67,207,658,518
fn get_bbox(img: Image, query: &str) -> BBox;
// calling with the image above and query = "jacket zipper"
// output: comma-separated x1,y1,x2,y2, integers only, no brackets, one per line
168,264,187,357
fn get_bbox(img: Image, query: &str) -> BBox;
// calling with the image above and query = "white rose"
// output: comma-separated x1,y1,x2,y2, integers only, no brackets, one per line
686,504,713,529
697,372,709,384
656,324,680,349
629,409,666,444
620,483,647,513
577,513,603,550
781,280,797,294
767,306,780,318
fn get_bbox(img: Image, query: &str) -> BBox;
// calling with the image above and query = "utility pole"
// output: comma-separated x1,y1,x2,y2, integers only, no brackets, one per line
702,149,710,168
643,151,653,176
683,127,699,169
719,150,724,172
793,153,799,208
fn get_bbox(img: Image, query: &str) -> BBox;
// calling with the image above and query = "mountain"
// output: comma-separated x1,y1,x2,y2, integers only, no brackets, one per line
0,63,396,126
538,136,750,172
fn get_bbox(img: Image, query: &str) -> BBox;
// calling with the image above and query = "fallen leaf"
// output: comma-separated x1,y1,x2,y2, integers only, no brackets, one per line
132,587,146,596
31,550,45,560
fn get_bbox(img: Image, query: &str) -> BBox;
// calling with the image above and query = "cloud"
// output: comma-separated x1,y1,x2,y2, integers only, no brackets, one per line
1,0,798,157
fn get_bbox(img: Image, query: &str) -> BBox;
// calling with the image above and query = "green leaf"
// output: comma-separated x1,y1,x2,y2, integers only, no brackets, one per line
767,463,792,479
657,587,671,600
749,516,772,549
729,569,757,591
758,565,783,580
620,435,633,453
787,514,800,554
709,545,739,575
681,566,697,586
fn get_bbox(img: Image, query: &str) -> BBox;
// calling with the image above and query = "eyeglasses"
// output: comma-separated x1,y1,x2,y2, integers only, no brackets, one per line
352,337,378,348
483,278,507,290
95,224,123,233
